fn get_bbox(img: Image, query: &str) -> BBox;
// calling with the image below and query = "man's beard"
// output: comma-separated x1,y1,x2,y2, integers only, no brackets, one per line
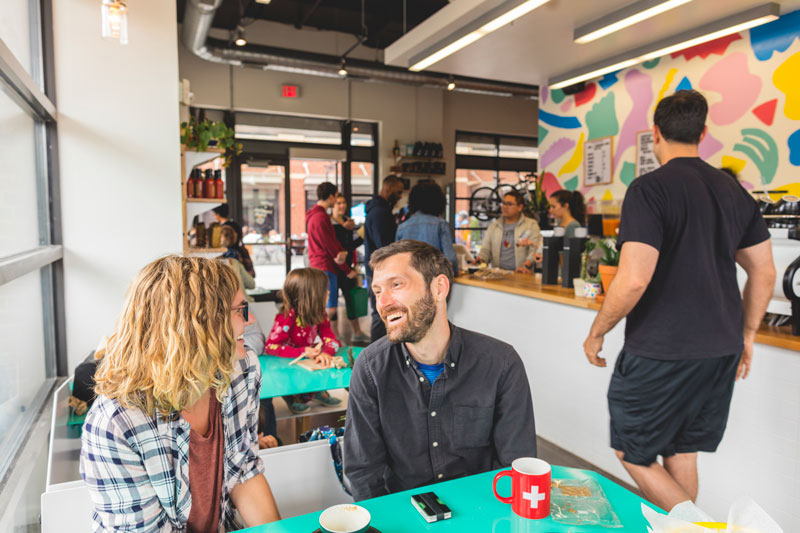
381,290,437,344
388,193,399,207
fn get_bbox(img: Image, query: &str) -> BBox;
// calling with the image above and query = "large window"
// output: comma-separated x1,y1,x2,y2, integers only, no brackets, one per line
0,0,63,488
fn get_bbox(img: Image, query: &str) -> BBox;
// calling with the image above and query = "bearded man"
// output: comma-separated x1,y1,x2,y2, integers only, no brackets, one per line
343,239,537,501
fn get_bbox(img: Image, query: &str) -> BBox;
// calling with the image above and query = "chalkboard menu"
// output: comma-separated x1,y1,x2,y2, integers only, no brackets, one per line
584,136,613,186
636,130,660,177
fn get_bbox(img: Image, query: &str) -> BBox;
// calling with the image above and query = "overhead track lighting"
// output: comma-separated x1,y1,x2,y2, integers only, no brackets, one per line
574,0,693,44
447,77,456,91
234,26,247,46
338,59,348,77
550,3,779,89
409,0,551,72
101,0,128,44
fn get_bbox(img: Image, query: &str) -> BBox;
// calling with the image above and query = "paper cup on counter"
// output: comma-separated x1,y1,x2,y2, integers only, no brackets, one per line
573,278,585,297
583,282,602,298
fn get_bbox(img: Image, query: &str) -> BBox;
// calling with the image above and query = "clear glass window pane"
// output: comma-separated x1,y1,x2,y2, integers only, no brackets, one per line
498,136,538,159
0,0,34,81
351,122,375,147
0,269,46,469
455,133,497,157
351,162,373,197
0,87,40,258
241,163,287,290
454,169,494,253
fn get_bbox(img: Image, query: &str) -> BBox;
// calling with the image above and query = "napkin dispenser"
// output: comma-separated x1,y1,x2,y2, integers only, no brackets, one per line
561,237,588,289
542,235,563,285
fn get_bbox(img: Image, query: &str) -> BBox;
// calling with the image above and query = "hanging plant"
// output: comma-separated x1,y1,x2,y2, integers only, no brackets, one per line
180,116,242,167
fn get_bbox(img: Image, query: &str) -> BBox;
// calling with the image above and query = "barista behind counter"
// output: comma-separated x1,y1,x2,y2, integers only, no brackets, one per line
475,190,541,273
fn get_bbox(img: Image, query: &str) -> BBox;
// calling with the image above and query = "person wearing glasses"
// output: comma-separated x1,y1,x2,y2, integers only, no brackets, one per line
474,190,541,273
80,256,280,532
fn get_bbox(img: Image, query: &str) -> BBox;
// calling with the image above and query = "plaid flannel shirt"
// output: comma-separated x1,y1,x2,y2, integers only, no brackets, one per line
80,351,264,532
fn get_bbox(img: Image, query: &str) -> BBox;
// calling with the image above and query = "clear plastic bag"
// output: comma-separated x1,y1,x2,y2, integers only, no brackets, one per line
550,478,623,528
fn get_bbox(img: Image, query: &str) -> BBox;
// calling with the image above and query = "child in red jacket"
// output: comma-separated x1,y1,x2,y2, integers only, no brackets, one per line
265,268,343,414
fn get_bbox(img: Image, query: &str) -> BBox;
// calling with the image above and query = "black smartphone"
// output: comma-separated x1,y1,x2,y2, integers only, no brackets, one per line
411,491,452,523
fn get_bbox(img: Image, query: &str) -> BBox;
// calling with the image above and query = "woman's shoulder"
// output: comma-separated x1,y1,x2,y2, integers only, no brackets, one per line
84,395,154,440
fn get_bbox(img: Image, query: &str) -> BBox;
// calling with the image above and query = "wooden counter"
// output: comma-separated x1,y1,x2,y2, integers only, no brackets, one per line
454,273,800,352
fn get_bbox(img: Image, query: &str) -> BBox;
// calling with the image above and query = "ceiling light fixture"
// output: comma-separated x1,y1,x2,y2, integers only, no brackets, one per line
447,77,456,91
101,0,128,44
338,59,348,77
409,0,551,72
550,3,779,89
574,0,693,44
234,26,247,47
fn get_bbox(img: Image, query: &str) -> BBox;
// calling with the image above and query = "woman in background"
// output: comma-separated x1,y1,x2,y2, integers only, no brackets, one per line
81,256,279,531
549,190,586,239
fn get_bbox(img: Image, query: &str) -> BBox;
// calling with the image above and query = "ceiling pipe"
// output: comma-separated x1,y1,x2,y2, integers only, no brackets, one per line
180,0,539,99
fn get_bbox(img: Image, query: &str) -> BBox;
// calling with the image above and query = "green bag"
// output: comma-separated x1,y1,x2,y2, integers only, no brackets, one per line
346,286,369,318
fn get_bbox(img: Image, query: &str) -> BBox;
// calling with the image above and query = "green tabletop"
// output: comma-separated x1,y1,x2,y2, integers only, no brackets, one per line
259,346,364,399
238,466,662,532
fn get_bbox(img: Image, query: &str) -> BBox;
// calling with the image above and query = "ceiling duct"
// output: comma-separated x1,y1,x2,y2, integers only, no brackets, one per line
180,0,538,100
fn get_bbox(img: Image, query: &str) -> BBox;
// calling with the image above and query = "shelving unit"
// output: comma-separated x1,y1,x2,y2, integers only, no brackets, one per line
181,145,227,255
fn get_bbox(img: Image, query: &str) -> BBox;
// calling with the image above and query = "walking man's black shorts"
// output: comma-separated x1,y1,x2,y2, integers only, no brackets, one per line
607,351,740,466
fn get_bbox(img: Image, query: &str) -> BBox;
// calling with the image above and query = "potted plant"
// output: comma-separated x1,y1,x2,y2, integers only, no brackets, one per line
597,237,620,293
180,115,242,167
580,239,602,298
524,172,551,230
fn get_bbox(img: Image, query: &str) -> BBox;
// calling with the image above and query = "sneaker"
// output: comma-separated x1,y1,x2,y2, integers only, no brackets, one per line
313,391,342,407
287,401,310,414
350,333,371,344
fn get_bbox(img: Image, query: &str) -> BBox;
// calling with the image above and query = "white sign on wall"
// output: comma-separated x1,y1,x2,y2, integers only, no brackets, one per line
584,136,613,187
636,130,660,177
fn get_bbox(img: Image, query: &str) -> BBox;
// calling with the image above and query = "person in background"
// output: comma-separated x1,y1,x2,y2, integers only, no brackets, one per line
344,240,536,501
331,193,370,344
475,190,541,273
81,256,280,531
582,90,775,511
213,204,255,277
264,268,343,414
220,225,255,298
396,180,459,275
364,174,405,341
307,182,357,327
547,190,586,239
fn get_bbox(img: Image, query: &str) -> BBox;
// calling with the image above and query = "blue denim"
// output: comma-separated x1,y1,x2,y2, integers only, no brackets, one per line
396,213,459,274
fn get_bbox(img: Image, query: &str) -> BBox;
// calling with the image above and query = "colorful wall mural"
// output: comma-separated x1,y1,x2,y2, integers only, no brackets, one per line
537,9,800,205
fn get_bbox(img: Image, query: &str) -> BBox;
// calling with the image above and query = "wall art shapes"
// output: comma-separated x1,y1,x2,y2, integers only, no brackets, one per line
657,68,678,104
733,128,778,184
563,177,579,191
551,88,567,104
752,99,778,126
574,83,597,107
541,86,549,104
720,155,747,175
615,70,653,169
670,33,741,61
586,93,619,139
541,172,562,196
540,137,575,169
539,125,549,144
698,131,723,160
773,51,800,120
539,109,582,129
559,133,585,176
675,76,693,92
620,162,636,186
598,72,619,90
787,128,800,166
643,58,660,69
750,9,800,61
601,190,614,201
699,53,761,126
561,100,574,112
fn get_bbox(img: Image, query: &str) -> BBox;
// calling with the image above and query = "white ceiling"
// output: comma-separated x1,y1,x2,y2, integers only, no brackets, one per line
386,0,800,87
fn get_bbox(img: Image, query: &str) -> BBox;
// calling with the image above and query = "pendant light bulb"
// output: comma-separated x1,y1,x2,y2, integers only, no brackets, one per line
235,26,247,46
101,0,128,44
447,77,456,91
338,59,348,77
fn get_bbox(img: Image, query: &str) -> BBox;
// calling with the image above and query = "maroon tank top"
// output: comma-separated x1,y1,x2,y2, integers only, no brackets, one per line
187,393,224,532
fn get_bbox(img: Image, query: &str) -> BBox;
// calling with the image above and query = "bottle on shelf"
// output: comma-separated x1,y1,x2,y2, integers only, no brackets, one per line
187,169,196,198
194,169,204,198
214,169,224,199
392,140,400,158
204,169,215,199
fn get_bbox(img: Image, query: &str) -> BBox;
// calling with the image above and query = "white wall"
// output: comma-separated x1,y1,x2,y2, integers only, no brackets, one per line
53,0,182,371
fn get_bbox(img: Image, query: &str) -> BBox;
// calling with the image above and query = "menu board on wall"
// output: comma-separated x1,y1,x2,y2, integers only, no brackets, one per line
636,130,660,177
584,136,613,186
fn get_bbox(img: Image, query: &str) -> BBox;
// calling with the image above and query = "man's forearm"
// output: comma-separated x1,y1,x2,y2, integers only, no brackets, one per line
588,279,646,338
741,274,775,339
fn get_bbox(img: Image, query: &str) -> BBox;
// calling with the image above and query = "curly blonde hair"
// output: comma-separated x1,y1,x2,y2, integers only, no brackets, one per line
93,255,241,417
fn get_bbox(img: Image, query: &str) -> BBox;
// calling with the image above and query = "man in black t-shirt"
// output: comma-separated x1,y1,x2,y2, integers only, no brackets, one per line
582,90,776,511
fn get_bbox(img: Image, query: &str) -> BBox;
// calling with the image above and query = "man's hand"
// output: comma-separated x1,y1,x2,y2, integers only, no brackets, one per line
515,264,532,274
334,251,347,264
258,433,279,449
737,337,754,380
346,270,357,279
343,219,356,230
583,334,607,367
517,238,535,247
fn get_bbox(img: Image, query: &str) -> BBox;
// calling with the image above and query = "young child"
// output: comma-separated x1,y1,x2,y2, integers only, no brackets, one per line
265,268,343,414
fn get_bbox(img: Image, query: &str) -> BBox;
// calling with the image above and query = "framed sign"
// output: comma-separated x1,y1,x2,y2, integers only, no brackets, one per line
635,130,660,177
584,136,613,187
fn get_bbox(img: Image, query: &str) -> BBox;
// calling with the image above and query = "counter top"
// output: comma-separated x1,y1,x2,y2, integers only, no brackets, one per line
454,273,800,352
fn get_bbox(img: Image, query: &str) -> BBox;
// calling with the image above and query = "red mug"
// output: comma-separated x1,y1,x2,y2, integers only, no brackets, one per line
492,457,551,519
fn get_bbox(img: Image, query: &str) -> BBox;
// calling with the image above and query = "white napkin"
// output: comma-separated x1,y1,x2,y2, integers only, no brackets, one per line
642,498,783,533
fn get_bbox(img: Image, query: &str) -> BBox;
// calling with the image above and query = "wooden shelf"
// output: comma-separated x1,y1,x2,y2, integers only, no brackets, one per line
395,172,446,177
186,197,227,203
396,155,444,161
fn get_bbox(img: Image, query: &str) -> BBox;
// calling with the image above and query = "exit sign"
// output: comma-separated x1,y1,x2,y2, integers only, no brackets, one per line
282,85,299,98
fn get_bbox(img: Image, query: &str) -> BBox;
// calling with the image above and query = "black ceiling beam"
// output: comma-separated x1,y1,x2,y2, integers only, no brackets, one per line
296,0,323,29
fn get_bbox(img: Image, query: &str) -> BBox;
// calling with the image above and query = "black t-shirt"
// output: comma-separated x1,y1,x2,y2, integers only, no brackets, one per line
617,157,769,360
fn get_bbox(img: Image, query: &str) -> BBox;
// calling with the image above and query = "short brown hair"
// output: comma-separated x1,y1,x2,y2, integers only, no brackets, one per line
279,268,329,326
504,189,525,206
220,225,237,247
370,239,453,287
382,174,403,188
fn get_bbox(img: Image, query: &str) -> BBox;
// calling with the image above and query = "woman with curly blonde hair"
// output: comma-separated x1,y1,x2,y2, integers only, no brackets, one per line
80,255,280,532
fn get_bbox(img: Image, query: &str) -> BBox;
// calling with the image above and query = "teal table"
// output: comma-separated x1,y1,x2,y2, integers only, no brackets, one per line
259,346,364,399
238,466,662,532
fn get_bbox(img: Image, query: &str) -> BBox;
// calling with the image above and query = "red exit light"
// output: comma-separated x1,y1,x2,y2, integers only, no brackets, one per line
282,85,299,98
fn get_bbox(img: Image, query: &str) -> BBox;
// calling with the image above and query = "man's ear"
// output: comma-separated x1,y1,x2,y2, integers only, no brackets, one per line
652,124,661,144
698,125,707,144
431,274,450,303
